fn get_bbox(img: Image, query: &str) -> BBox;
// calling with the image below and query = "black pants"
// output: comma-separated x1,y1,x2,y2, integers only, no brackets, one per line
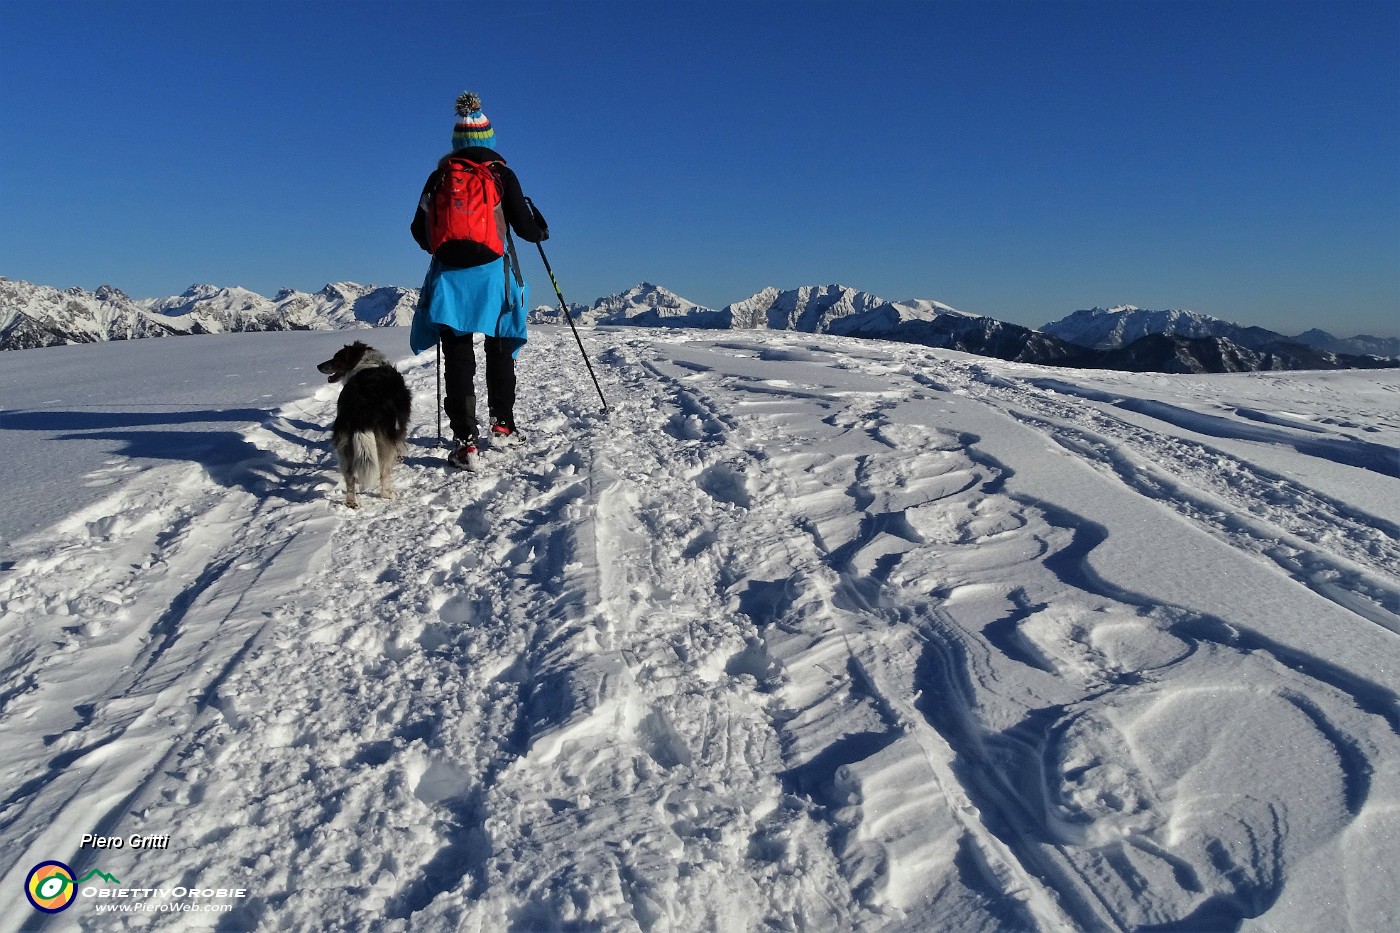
441,331,516,440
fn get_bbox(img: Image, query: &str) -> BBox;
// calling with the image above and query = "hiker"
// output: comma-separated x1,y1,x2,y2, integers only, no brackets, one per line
409,91,549,470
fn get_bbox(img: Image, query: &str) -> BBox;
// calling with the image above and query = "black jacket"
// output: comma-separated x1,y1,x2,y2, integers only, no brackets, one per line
411,146,548,269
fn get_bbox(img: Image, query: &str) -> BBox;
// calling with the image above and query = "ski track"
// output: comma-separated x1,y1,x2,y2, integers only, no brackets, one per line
945,365,1400,631
1,329,1397,932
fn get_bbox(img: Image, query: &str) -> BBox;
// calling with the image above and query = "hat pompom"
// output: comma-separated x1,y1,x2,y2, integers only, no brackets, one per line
456,91,482,116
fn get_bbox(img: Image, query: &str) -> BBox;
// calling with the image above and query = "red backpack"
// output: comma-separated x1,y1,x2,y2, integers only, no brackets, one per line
426,157,505,259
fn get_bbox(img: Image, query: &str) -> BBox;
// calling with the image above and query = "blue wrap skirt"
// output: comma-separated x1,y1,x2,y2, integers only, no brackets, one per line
409,255,529,357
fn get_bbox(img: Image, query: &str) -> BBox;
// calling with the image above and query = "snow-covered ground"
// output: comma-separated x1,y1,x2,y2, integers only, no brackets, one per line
2,326,1398,932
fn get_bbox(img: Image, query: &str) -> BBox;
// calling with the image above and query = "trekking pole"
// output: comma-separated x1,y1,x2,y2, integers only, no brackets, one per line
532,236,610,417
435,337,444,446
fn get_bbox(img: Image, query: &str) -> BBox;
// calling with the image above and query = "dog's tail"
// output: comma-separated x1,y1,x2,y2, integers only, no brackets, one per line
346,431,380,488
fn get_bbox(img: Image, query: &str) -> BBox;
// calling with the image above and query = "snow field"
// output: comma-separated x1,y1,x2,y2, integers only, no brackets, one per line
1,327,1398,931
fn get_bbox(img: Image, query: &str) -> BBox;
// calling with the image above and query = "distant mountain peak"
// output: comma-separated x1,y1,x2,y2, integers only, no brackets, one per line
579,282,715,323
1044,305,1237,350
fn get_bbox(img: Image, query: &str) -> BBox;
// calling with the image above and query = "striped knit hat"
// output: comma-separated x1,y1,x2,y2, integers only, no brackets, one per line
451,91,496,150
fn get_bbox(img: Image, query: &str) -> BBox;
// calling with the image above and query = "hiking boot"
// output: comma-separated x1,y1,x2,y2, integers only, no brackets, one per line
446,438,479,471
490,419,523,447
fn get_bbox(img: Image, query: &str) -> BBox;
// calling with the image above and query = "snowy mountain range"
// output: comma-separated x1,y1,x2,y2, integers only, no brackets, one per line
531,283,1397,373
3,276,1394,374
1043,305,1400,359
1043,305,1283,351
528,282,973,333
0,277,418,350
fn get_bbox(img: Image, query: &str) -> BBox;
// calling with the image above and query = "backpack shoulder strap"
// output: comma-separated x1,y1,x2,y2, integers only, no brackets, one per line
502,224,523,289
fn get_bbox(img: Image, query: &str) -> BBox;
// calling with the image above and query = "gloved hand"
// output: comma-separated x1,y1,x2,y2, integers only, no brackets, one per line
527,199,549,241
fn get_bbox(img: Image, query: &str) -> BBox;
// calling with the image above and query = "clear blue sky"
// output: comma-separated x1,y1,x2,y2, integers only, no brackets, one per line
2,0,1397,336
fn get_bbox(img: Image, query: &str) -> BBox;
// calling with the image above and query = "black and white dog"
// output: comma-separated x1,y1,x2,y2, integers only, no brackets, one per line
317,342,411,509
